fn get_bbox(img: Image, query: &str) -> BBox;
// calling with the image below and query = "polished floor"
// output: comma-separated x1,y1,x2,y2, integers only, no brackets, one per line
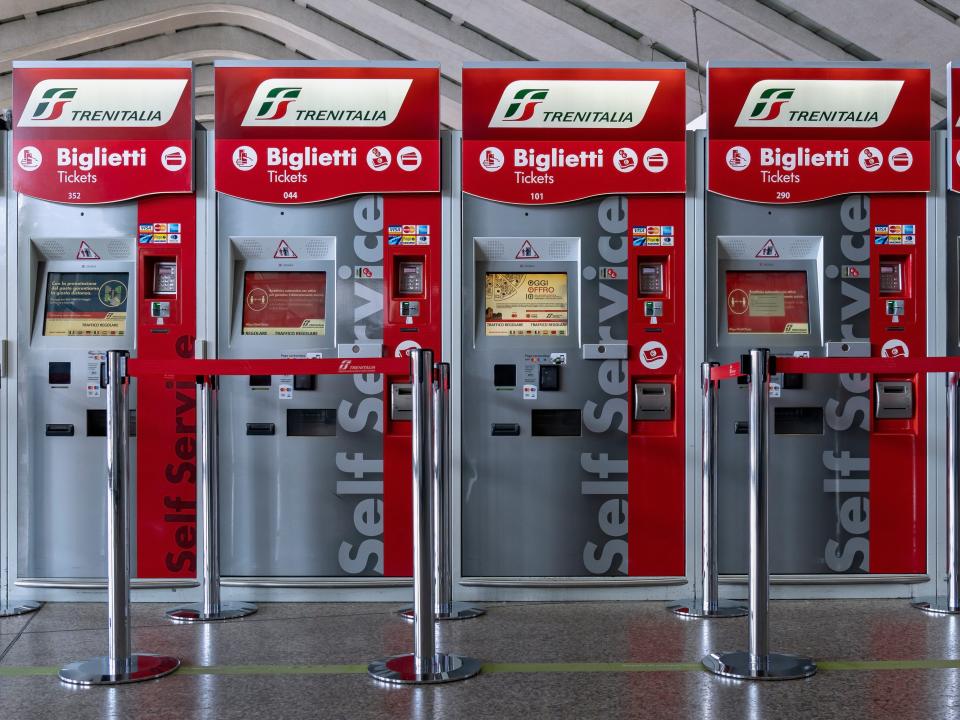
1,599,959,719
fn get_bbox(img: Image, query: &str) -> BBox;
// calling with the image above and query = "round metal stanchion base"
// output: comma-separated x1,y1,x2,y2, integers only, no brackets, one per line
368,652,481,685
59,654,180,686
667,599,748,619
702,651,816,681
398,602,485,622
165,601,258,623
911,597,960,615
0,601,42,618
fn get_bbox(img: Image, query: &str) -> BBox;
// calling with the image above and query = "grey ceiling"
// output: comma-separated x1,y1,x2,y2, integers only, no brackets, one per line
0,0,954,126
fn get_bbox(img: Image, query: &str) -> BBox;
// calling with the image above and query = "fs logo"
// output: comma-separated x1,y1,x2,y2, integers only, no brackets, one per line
748,87,794,121
255,86,302,121
31,87,77,121
502,88,548,122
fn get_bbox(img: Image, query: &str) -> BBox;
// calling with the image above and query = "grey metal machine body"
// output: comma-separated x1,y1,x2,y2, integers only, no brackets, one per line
702,349,816,681
369,349,481,684
59,350,180,685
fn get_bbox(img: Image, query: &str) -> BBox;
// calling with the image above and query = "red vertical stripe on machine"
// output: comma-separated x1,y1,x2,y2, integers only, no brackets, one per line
381,194,443,576
135,193,198,578
627,194,685,576
868,193,926,573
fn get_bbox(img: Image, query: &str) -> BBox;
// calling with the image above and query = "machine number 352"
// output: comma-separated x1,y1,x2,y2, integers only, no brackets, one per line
67,192,81,200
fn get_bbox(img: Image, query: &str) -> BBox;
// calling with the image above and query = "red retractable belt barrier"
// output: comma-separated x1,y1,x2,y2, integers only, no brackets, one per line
710,355,960,382
126,357,411,378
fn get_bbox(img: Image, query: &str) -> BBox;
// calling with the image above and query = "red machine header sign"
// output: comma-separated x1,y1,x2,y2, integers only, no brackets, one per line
12,62,194,203
214,62,440,203
708,64,930,203
461,64,686,204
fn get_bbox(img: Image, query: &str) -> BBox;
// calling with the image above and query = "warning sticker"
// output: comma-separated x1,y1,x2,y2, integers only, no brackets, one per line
76,241,100,260
516,240,539,259
755,239,779,258
274,240,297,259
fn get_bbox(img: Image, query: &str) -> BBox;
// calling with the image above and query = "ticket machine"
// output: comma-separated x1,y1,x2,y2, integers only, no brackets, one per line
212,62,441,580
8,62,199,586
457,63,689,584
703,63,931,578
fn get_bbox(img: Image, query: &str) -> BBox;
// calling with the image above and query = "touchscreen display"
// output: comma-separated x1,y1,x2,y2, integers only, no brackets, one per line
726,271,809,335
485,273,568,337
242,271,326,336
43,272,129,336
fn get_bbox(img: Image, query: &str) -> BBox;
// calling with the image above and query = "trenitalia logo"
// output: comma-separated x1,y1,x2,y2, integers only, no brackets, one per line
748,88,794,121
255,86,302,120
735,79,903,128
489,80,658,128
241,78,413,126
31,87,77,121
502,88,549,121
18,78,189,127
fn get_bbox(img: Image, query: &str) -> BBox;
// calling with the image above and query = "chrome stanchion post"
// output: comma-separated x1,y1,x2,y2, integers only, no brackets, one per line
400,362,483,622
369,349,481,684
702,349,816,681
60,350,180,685
166,375,256,622
669,362,747,619
913,371,960,614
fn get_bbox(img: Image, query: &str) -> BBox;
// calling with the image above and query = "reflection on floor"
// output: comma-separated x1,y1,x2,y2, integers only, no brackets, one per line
1,600,959,719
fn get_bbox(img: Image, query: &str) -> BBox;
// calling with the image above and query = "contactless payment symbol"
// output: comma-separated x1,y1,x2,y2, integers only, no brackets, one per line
17,146,42,171
161,146,187,172
233,145,257,170
726,146,750,171
881,338,909,358
480,147,504,172
639,341,667,370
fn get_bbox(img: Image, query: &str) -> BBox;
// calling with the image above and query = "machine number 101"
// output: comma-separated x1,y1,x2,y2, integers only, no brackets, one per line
530,192,544,201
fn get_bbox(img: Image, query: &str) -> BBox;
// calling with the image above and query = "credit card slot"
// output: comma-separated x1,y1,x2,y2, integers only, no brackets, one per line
491,423,520,436
45,424,74,437
246,422,276,436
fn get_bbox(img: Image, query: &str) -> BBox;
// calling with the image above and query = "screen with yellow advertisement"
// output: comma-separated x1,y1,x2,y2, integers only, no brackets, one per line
43,272,129,336
485,273,568,336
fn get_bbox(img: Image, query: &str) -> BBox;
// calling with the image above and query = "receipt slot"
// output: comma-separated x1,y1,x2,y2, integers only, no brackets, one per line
703,63,930,579
457,63,689,584
7,62,199,585
212,62,442,581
